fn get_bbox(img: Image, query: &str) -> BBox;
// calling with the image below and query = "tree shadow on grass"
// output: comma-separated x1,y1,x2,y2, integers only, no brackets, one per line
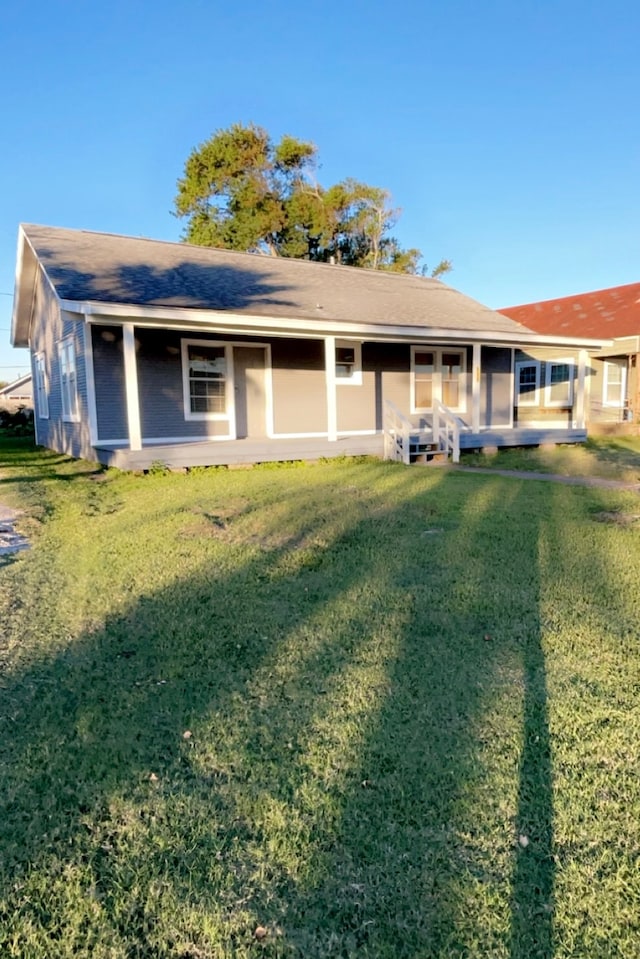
0,466,561,957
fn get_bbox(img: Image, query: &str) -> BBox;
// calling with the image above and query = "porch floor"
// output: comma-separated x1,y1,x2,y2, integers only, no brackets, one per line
94,427,587,470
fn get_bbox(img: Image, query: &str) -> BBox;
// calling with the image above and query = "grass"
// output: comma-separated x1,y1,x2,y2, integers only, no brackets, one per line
461,434,640,482
1,435,639,958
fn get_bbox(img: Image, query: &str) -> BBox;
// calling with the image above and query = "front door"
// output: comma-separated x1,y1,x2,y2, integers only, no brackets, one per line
234,347,267,438
413,348,466,413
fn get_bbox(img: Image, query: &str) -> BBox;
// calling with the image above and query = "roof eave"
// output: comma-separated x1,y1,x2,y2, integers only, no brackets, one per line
60,298,610,349
10,226,33,348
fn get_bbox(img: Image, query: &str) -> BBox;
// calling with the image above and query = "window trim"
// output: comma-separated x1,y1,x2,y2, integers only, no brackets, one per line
58,337,79,423
544,358,575,408
515,360,541,407
410,346,467,414
34,352,49,419
602,359,627,408
181,338,233,421
335,339,363,386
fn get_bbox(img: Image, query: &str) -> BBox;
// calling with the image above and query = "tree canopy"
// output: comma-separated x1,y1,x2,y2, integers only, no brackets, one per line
174,123,451,277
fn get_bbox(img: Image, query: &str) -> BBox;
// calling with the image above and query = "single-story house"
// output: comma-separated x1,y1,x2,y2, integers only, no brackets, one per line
0,372,32,406
501,283,640,428
10,224,606,469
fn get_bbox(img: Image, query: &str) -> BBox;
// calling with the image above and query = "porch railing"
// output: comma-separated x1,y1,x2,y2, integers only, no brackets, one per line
383,398,460,464
432,397,461,463
383,400,415,464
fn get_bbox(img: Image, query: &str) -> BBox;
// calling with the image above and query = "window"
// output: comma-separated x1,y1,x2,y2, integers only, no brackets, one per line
515,361,540,406
182,340,229,419
34,353,49,419
411,348,466,412
59,338,78,421
603,360,626,408
544,359,574,407
335,340,362,385
413,350,435,409
441,351,463,408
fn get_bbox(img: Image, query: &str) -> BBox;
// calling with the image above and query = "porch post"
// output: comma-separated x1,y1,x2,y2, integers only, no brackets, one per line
576,349,588,429
122,323,142,452
471,343,481,433
325,335,337,441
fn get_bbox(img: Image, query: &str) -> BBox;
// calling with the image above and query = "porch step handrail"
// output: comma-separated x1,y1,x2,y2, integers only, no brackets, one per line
432,397,460,463
383,399,415,464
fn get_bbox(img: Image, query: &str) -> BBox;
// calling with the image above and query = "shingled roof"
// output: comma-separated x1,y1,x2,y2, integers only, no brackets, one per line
18,224,529,336
500,282,640,340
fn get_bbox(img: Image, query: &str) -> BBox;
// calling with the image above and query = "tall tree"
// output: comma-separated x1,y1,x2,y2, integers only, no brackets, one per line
175,123,451,276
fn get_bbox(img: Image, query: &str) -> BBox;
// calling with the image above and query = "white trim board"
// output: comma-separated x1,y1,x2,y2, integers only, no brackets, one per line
71,301,609,350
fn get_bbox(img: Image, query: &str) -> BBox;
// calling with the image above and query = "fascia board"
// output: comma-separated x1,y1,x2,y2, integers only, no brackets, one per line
10,227,29,347
62,298,610,350
11,229,61,347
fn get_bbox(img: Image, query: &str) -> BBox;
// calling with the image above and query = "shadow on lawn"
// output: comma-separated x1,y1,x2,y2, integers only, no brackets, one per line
0,467,558,957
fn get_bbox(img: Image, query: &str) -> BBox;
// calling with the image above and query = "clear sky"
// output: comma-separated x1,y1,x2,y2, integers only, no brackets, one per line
1,0,639,381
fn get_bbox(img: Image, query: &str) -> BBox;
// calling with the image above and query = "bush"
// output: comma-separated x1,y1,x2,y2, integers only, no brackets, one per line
0,404,35,437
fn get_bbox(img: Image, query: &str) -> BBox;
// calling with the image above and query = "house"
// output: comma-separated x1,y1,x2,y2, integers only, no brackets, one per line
10,224,606,469
0,372,32,406
501,284,640,429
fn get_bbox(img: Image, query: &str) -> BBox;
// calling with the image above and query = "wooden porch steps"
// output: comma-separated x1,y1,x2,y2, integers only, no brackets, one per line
408,437,447,465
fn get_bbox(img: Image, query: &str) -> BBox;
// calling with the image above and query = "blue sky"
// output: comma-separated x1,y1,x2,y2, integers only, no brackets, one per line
1,0,639,380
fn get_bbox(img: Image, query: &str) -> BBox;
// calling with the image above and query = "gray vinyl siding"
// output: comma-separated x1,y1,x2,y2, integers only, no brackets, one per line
29,273,94,460
376,344,411,424
336,343,387,433
588,356,627,425
136,329,231,439
271,339,327,434
92,325,127,440
481,346,513,428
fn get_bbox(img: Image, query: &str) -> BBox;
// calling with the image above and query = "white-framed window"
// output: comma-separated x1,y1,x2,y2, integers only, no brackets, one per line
59,337,79,422
544,358,574,407
34,352,49,419
411,347,466,412
515,360,540,407
181,339,231,420
603,360,626,408
335,340,362,385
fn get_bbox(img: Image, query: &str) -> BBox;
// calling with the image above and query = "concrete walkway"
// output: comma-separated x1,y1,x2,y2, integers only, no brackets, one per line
0,504,30,556
453,465,640,492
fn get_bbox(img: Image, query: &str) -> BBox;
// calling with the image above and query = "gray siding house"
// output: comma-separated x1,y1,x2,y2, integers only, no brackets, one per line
11,224,605,469
501,283,640,430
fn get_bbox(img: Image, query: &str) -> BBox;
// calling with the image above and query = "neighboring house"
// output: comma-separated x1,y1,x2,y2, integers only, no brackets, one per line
0,372,32,406
501,284,640,428
11,224,606,469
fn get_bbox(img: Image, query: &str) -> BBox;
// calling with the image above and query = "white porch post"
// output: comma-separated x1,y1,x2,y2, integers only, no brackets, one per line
325,336,338,442
83,324,99,446
576,349,588,429
122,323,142,451
471,343,481,433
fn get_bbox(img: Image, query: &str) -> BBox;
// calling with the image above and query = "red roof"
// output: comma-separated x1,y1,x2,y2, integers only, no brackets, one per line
500,282,640,340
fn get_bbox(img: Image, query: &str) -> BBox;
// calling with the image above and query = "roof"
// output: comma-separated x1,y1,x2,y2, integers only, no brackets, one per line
13,223,533,341
0,372,32,399
500,282,640,339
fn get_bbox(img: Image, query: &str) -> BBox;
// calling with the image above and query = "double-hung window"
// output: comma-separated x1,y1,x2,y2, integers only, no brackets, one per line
182,341,229,419
412,348,466,412
59,338,78,422
603,360,626,408
544,359,574,407
34,352,49,419
515,361,540,406
335,340,362,385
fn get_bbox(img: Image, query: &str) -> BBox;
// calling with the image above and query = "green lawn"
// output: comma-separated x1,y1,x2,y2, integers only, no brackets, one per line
1,437,639,958
461,434,640,482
